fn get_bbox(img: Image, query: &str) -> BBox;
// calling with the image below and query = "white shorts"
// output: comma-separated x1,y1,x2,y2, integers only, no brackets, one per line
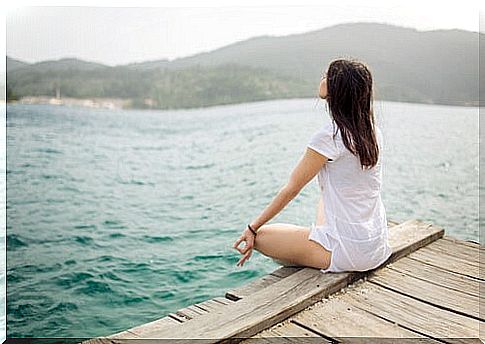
308,222,392,273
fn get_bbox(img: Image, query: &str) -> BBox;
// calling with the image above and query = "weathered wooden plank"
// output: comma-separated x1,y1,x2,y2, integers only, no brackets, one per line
168,311,190,322
95,316,183,341
82,337,116,344
176,305,207,319
368,267,481,320
247,320,325,341
194,299,228,312
406,247,480,280
412,246,478,269
343,281,479,342
387,219,401,227
226,273,283,301
118,316,181,338
168,300,220,324
327,338,444,344
430,236,480,255
442,235,481,248
106,329,140,339
385,219,444,263
422,239,479,265
269,266,302,278
213,296,237,305
387,256,479,297
288,292,430,339
186,304,210,315
190,304,209,314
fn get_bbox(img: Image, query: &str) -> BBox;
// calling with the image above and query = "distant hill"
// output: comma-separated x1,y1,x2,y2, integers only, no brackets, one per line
153,22,479,106
7,56,106,72
6,57,30,72
125,58,170,71
7,63,309,109
7,22,481,108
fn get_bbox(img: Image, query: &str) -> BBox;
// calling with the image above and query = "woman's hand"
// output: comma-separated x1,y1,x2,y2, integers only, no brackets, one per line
232,226,256,267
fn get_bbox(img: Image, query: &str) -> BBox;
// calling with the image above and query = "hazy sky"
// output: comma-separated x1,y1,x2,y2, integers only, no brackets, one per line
3,0,483,72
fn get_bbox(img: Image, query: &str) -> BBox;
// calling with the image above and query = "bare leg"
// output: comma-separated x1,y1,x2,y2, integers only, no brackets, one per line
253,223,332,270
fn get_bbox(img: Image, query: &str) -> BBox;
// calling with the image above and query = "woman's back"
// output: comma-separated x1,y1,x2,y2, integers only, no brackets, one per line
307,121,391,271
320,122,384,223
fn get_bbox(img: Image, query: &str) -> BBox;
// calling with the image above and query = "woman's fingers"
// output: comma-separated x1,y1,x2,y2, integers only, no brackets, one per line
245,249,253,262
233,236,243,249
240,239,254,254
233,236,254,255
237,248,253,267
233,238,246,254
237,243,252,255
233,229,256,266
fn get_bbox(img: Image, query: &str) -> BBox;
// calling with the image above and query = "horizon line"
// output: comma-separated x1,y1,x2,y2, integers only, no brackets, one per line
5,20,481,70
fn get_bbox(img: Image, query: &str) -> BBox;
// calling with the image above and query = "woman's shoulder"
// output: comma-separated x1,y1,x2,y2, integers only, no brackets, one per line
321,121,340,134
307,121,343,161
311,121,342,144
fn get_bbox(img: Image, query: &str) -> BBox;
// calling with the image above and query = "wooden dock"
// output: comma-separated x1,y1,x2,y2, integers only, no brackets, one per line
84,219,482,343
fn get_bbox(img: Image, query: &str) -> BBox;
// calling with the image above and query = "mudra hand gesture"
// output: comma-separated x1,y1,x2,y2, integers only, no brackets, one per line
232,224,258,267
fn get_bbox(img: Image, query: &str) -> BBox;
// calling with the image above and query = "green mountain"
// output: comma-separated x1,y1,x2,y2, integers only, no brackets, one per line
7,63,310,109
6,57,29,72
7,22,481,108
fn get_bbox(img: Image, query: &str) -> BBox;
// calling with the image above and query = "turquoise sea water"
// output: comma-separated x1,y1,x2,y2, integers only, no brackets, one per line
5,98,478,338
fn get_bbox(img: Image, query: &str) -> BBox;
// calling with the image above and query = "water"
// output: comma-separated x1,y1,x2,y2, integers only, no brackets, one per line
0,104,6,343
5,98,478,338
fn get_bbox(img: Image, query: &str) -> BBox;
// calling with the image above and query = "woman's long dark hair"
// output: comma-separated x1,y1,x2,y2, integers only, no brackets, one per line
325,58,379,170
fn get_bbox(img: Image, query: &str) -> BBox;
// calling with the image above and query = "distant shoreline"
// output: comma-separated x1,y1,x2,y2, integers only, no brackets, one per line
11,96,129,110
6,95,480,111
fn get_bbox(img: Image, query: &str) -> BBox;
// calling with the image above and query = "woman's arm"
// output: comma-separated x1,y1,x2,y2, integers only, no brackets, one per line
250,147,328,230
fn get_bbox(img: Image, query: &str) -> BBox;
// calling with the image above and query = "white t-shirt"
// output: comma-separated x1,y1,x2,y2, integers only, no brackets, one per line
306,121,393,273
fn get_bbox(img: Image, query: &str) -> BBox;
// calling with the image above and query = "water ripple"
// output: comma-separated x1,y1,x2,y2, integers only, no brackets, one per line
75,280,114,295
7,234,29,251
52,271,95,288
33,147,63,154
186,163,215,170
140,235,173,243
47,302,79,313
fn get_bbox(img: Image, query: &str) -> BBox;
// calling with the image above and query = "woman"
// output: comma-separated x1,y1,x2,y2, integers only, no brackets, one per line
232,57,393,273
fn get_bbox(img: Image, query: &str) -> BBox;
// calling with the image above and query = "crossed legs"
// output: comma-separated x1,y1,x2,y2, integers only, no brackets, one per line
253,223,332,270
